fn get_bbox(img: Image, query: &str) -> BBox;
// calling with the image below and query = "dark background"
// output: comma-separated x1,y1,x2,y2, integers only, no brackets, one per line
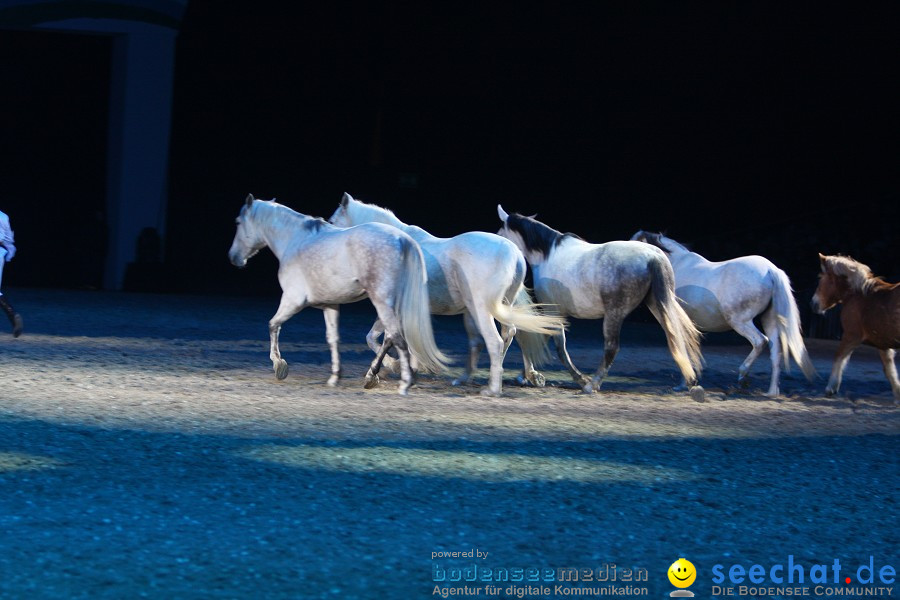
1,2,898,302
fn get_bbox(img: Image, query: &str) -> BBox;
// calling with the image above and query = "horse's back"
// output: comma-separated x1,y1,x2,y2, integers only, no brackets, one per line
591,240,669,280
280,223,416,303
846,283,900,349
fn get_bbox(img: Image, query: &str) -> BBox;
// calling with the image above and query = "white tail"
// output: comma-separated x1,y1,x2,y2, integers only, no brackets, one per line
490,290,566,337
771,268,817,381
501,287,559,367
647,256,704,384
396,240,451,373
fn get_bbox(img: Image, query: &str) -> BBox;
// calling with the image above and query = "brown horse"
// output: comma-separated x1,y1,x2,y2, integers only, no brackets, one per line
812,253,900,402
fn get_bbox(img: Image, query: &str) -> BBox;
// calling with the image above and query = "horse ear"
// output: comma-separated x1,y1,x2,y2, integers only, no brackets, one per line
341,192,353,208
818,253,828,271
497,205,509,222
245,194,255,207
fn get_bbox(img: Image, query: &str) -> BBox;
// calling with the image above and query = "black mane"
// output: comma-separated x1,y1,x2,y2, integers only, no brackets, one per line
506,213,582,256
303,216,331,232
636,231,667,253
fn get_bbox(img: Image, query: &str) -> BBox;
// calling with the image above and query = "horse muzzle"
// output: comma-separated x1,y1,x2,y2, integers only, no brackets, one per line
228,251,247,268
810,296,826,315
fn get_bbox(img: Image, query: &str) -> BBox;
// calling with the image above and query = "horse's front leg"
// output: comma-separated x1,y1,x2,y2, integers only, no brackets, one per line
269,295,306,380
878,348,900,402
513,330,549,388
554,329,592,393
825,337,860,397
322,306,341,386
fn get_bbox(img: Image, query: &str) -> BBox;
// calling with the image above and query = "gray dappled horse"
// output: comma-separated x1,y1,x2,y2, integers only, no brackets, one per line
229,195,448,395
497,208,704,400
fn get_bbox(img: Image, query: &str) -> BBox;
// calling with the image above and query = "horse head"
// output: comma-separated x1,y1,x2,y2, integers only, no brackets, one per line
328,192,356,227
228,194,265,267
811,253,848,313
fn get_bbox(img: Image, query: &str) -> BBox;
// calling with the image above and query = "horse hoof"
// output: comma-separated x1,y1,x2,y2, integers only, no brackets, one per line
824,388,836,397
581,383,594,394
480,387,502,397
364,373,380,389
689,385,706,402
529,371,546,388
738,375,750,389
327,374,340,387
274,360,289,380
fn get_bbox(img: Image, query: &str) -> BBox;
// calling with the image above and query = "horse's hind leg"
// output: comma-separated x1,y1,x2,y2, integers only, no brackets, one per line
590,312,625,393
370,301,415,395
364,337,394,389
554,329,592,393
367,319,402,375
878,348,900,402
470,306,508,397
730,319,769,389
268,295,307,380
761,309,782,397
452,312,485,386
322,306,341,386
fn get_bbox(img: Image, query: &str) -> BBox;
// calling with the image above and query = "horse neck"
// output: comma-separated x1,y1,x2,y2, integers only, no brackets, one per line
254,205,317,260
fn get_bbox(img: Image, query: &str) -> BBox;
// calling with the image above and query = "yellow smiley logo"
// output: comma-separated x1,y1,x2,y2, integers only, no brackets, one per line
668,558,696,588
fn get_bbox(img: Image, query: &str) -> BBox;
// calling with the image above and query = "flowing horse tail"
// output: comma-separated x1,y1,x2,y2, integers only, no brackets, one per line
396,238,451,374
647,254,704,387
771,267,817,381
493,287,561,367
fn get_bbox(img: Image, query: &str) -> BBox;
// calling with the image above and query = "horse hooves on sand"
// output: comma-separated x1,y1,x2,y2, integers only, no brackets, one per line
274,360,289,380
326,374,340,387
364,373,381,389
480,387,502,398
689,385,706,402
525,371,546,388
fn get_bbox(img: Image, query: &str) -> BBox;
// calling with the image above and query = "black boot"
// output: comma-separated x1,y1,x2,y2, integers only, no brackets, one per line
0,295,23,337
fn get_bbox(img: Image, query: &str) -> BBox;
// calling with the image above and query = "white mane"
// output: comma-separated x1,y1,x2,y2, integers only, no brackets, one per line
655,233,691,254
345,198,406,229
251,199,331,232
823,255,877,294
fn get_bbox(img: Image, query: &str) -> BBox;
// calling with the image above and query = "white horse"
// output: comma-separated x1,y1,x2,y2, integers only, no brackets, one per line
228,195,448,395
631,231,816,397
497,208,704,399
329,193,566,396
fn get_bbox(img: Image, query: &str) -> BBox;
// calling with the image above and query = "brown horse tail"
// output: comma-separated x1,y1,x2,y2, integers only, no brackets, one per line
771,268,818,381
647,254,704,384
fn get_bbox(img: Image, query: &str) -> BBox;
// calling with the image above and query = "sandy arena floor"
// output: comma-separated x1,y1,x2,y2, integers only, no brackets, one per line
0,288,896,599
